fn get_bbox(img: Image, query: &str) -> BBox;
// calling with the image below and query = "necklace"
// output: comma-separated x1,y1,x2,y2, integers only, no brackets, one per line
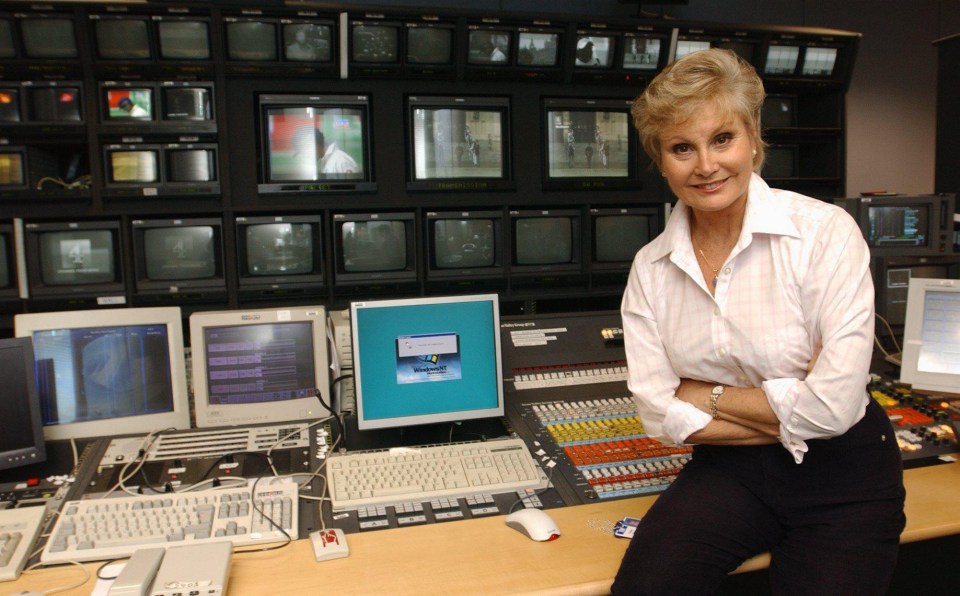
695,247,722,288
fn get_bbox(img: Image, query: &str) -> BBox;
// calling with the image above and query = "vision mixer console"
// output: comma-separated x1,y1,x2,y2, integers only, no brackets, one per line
869,378,960,466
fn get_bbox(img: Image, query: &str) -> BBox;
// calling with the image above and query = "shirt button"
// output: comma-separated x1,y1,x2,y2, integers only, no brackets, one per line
713,308,720,316
723,267,731,274
718,348,726,356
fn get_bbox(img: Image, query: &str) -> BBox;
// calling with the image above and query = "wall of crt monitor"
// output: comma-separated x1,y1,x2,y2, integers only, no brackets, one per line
235,214,324,293
542,97,638,190
90,13,213,62
407,95,512,191
258,93,374,194
23,220,125,300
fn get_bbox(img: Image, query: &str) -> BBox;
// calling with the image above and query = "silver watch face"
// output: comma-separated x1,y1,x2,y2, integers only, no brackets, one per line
711,385,725,396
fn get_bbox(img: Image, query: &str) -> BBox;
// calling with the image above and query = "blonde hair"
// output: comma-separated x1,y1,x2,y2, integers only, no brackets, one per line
631,48,767,171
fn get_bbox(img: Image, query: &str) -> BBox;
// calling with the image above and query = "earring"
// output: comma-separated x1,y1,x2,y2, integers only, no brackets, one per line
752,149,757,156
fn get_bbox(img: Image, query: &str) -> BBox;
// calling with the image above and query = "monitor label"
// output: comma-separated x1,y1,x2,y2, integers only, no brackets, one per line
395,333,461,384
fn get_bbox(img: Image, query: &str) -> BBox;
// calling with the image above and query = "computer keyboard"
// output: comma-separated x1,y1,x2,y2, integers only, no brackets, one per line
328,438,546,511
40,480,298,564
0,506,47,581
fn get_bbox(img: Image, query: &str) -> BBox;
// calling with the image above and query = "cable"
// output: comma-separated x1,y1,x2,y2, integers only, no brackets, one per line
232,475,294,554
507,463,556,514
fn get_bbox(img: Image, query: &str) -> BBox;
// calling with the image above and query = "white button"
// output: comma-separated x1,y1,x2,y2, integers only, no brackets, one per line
714,308,721,316
718,348,726,356
723,267,732,274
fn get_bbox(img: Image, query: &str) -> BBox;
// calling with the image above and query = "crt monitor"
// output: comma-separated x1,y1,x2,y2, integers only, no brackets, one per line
591,207,661,273
28,85,83,122
543,98,635,187
131,218,225,295
764,44,801,75
0,87,20,122
351,294,504,430
510,209,582,275
189,306,331,428
0,148,26,188
899,278,960,395
351,21,400,64
467,26,512,65
406,23,454,65
622,33,664,72
235,214,324,290
1,18,14,58
14,307,190,441
19,16,78,59
333,212,417,287
23,220,124,298
835,195,953,257
103,86,154,121
157,18,211,60
426,210,504,282
575,33,616,68
93,17,152,60
225,19,278,61
106,147,160,183
283,21,333,62
162,85,213,122
516,28,561,68
0,337,46,471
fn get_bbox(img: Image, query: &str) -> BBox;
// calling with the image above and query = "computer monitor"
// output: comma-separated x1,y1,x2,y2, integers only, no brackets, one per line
93,16,152,61
542,97,638,190
332,212,418,290
836,195,955,257
14,306,190,441
0,337,46,471
872,255,960,328
235,214,324,297
899,278,960,395
189,306,331,428
407,95,511,191
425,210,505,289
157,18,211,61
225,19,278,61
19,16,78,59
258,93,374,194
131,218,225,300
509,209,583,284
22,220,125,301
351,294,504,431
590,206,662,282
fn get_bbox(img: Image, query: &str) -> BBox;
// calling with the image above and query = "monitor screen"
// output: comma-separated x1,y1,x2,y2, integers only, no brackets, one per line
623,35,662,70
513,214,579,266
105,87,154,120
0,337,46,471
157,19,210,60
20,17,78,59
260,94,370,185
763,145,799,178
432,218,497,269
673,39,711,61
226,20,277,61
166,148,216,182
0,150,26,187
517,30,560,67
406,24,453,65
899,278,960,394
868,204,930,250
283,22,333,62
109,149,159,183
352,23,399,63
575,34,615,68
802,46,838,76
340,220,408,273
0,87,21,122
241,220,317,277
764,44,800,75
28,86,83,122
594,213,654,263
352,294,503,430
544,100,633,181
94,18,151,60
716,40,756,63
142,224,219,281
467,28,512,65
0,19,14,58
409,96,508,182
37,228,117,286
189,306,330,428
15,307,190,440
162,87,212,121
762,94,797,128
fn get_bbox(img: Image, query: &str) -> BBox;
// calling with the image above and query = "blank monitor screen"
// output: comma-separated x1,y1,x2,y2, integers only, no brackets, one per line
0,337,46,471
94,19,150,60
283,23,332,62
29,86,82,122
899,278,960,394
433,219,496,269
468,29,511,65
38,229,116,285
143,225,217,281
868,205,930,249
341,220,407,272
20,18,78,59
110,150,159,183
576,34,615,68
765,45,800,75
0,151,25,186
0,19,14,58
623,36,661,70
158,20,210,60
595,215,651,262
406,26,453,65
226,21,277,61
517,32,559,67
352,24,399,63
515,217,573,265
105,88,153,120
411,105,504,180
0,88,20,122
802,46,838,76
546,108,630,178
352,294,503,430
244,223,315,276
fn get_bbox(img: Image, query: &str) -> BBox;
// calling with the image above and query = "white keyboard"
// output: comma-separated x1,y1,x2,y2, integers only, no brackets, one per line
40,480,298,564
0,506,47,582
328,438,546,511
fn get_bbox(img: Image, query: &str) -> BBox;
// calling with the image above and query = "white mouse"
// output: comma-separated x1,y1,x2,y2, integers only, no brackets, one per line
505,508,561,541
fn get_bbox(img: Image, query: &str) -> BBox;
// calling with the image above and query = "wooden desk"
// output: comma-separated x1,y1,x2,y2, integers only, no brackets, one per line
6,460,959,595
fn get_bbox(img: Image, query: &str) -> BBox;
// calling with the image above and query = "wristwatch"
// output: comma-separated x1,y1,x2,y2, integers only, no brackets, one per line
709,385,725,419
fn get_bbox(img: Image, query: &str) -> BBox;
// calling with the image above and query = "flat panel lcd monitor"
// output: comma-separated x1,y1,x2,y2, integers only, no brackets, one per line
94,18,151,60
20,17,78,59
622,35,662,70
189,306,331,428
544,98,634,185
467,28,511,65
352,294,504,430
283,22,333,62
408,96,509,186
575,34,615,68
226,20,277,61
352,23,399,63
0,337,46,471
899,278,960,395
406,24,453,65
764,44,800,75
14,307,191,441
157,19,211,60
517,30,560,67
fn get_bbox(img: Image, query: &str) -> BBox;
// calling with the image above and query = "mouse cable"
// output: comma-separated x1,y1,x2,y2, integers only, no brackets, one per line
232,474,294,555
23,556,91,595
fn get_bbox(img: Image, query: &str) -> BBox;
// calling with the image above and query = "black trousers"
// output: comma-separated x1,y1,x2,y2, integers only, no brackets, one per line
611,399,906,596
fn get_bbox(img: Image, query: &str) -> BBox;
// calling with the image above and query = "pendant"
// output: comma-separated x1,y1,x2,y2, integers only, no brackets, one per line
712,276,718,287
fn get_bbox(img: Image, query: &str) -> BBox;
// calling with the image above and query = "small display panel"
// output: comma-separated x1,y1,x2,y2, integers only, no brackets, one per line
109,150,159,183
352,23,399,63
406,25,453,65
515,216,574,265
763,145,799,178
143,225,217,281
226,21,277,61
20,18,78,59
283,22,333,62
0,19,14,58
623,35,662,70
545,102,632,180
158,20,211,60
94,18,151,60
0,88,21,122
467,28,511,65
433,218,496,269
868,205,930,249
802,46,838,76
575,34,615,68
38,229,117,286
29,86,82,122
243,222,315,276
167,149,215,182
105,87,154,120
30,323,175,427
162,87,212,121
409,97,507,181
764,44,800,75
517,31,560,66
594,214,653,263
341,220,408,273
674,39,711,60
0,151,26,186
761,95,797,128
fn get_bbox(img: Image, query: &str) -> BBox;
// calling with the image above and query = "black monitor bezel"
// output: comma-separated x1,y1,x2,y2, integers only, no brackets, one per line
332,211,418,289
425,209,506,284
235,213,325,293
348,17,403,73
862,199,940,258
508,208,583,277
23,219,126,300
0,336,47,472
22,81,85,126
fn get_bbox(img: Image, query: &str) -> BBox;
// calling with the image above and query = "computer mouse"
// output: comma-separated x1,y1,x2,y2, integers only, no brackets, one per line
505,508,561,542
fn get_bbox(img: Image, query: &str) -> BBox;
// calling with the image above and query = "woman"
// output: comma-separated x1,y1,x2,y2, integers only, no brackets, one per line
613,48,905,594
